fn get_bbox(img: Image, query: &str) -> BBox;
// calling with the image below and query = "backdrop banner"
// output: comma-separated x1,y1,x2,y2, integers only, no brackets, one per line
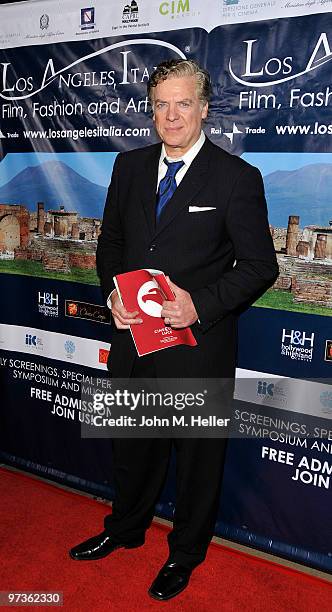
0,0,331,572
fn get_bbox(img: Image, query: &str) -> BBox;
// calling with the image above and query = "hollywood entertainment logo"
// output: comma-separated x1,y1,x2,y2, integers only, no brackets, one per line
80,7,95,30
281,329,315,362
38,291,59,317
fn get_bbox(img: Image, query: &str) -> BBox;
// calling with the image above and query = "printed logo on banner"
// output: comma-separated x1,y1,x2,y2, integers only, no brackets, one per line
223,0,239,4
320,391,332,413
38,292,59,317
159,0,198,19
0,130,6,139
211,124,266,141
222,122,242,145
122,1,139,24
256,380,287,406
80,7,95,30
2,39,182,100
99,348,109,364
229,33,332,88
40,14,50,30
64,340,76,359
281,329,315,362
25,333,43,350
65,300,111,324
257,381,274,397
325,340,332,362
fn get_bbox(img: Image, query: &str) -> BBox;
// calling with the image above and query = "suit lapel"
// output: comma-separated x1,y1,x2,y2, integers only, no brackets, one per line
140,144,161,237
153,139,212,238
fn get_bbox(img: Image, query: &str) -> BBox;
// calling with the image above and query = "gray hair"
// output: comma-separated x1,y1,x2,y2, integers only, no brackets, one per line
147,59,212,107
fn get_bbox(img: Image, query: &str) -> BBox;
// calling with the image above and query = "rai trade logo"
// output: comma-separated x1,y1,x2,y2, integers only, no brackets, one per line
99,349,109,364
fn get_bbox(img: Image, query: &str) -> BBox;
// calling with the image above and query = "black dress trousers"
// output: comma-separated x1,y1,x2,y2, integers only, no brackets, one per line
104,354,228,570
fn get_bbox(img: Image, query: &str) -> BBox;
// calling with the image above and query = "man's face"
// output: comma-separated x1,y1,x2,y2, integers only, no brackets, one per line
152,75,208,157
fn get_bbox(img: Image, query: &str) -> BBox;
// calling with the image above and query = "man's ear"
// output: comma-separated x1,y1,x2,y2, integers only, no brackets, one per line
201,103,208,120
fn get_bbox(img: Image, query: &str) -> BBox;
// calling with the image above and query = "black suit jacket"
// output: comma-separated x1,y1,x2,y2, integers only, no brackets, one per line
96,137,278,378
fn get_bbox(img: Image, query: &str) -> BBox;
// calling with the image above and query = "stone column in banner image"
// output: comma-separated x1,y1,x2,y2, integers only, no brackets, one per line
314,234,327,260
286,215,299,256
37,202,45,235
71,223,79,240
296,241,309,258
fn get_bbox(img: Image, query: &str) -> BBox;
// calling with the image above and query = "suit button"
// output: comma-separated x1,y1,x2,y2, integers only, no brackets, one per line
149,244,157,252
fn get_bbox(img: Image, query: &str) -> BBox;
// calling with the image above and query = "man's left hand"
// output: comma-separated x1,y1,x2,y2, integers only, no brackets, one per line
161,278,198,328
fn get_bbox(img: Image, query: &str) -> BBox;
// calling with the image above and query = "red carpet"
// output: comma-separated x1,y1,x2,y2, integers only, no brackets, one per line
0,466,331,611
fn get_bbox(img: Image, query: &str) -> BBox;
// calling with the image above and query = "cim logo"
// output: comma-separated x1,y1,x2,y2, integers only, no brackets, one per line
229,33,332,87
137,281,164,318
159,0,189,17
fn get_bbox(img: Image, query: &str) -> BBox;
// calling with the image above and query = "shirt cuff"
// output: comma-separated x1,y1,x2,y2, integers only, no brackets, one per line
107,288,117,310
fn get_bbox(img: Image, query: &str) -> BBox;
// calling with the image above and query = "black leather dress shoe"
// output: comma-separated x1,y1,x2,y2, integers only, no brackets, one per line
69,530,143,561
148,562,192,601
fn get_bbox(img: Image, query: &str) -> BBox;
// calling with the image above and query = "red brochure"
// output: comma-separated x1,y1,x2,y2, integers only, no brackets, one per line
113,269,197,356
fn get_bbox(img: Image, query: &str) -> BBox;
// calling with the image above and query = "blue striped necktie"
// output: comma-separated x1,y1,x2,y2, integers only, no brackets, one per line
156,158,184,222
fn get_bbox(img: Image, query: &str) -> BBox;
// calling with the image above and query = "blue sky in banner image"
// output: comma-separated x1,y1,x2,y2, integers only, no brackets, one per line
0,152,118,218
243,152,332,228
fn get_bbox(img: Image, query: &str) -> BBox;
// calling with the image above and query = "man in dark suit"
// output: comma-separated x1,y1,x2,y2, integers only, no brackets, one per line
70,59,278,600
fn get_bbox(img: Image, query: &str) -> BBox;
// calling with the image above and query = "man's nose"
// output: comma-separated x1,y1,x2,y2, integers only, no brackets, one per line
166,102,179,121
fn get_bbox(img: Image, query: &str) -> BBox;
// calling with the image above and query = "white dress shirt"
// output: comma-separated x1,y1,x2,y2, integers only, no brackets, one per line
157,130,206,191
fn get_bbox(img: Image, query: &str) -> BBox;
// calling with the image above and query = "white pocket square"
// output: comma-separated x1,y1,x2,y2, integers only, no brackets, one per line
188,206,216,212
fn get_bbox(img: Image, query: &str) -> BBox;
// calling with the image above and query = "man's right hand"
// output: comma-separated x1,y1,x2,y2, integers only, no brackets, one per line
111,291,143,329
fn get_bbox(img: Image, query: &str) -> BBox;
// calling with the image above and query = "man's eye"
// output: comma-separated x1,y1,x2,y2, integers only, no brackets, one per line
178,102,190,108
156,103,166,110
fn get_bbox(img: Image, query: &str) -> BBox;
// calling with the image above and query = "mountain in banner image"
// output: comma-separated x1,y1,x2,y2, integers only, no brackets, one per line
0,161,106,217
264,163,332,227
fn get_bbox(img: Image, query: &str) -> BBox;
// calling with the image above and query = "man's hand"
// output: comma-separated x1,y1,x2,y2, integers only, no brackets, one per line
161,278,198,328
111,291,142,329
